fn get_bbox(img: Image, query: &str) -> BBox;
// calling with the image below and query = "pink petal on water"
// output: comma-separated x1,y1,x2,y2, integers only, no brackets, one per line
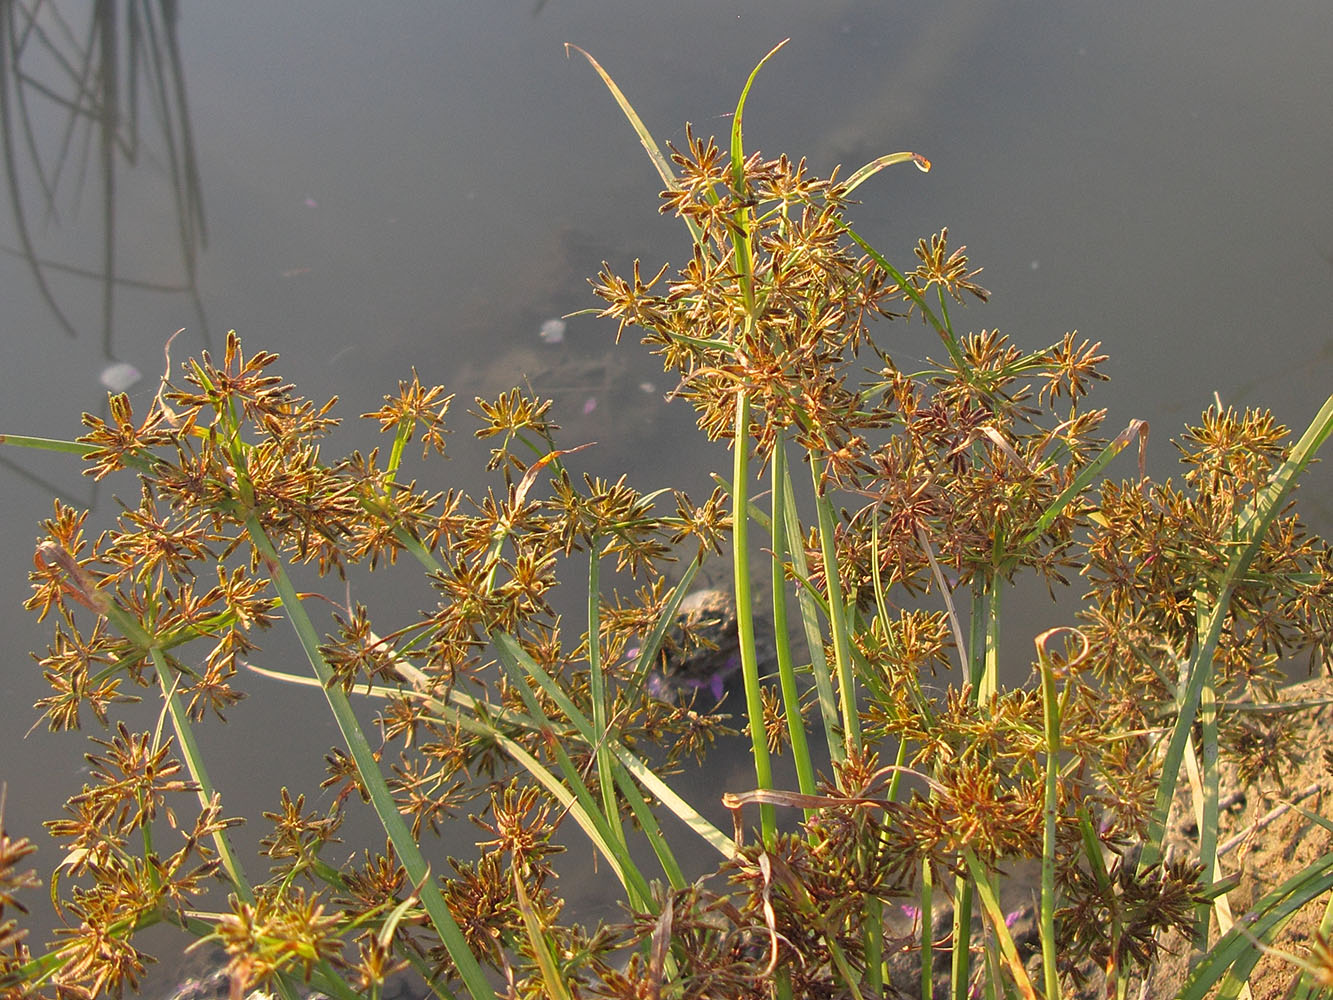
582,397,597,415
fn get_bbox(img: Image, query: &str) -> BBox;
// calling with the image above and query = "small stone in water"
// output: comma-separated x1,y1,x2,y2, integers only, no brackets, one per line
99,361,141,392
538,318,566,344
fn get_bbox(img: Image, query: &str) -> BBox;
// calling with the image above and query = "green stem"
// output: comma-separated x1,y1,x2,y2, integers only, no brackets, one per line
949,873,973,1000
586,550,627,853
1194,654,1219,962
812,460,861,758
58,573,262,916
149,649,255,906
490,631,658,909
968,580,987,690
771,433,816,807
865,895,884,998
781,467,843,762
732,389,775,846
919,861,934,1000
1037,638,1061,1000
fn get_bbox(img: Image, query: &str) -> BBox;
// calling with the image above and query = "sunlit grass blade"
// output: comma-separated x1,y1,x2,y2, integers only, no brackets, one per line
625,556,702,701
770,434,816,805
0,433,100,458
602,749,688,891
1193,668,1222,957
33,538,265,913
275,649,657,901
1014,419,1149,551
564,42,702,245
950,873,975,1000
841,151,932,197
780,462,842,762
1035,628,1083,1000
1142,394,1333,875
563,42,675,190
841,223,965,368
266,584,733,867
1176,849,1333,1000
609,745,735,859
1074,807,1130,998
491,621,732,891
919,861,936,1000
731,392,776,846
512,860,575,1000
729,38,788,187
490,631,652,909
148,649,255,906
585,552,625,859
811,463,861,759
241,516,492,1000
963,850,1038,1000
720,46,775,847
321,620,729,865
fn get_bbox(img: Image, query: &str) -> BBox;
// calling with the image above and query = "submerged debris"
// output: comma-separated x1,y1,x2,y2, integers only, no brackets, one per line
648,588,743,703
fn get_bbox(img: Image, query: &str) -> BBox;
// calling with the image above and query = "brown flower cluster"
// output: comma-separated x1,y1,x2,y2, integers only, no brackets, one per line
18,330,740,996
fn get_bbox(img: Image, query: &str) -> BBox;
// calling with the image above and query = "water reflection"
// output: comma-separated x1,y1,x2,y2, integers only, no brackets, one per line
0,4,219,965
0,0,211,503
0,0,208,350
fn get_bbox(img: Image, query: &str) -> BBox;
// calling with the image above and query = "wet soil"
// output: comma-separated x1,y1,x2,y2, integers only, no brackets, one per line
1140,676,1333,1000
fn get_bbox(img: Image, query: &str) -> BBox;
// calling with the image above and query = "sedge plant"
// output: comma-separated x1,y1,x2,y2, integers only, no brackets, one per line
1,41,1333,1000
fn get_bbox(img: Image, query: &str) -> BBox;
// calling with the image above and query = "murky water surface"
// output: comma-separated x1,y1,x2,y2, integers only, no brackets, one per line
2,1,1331,980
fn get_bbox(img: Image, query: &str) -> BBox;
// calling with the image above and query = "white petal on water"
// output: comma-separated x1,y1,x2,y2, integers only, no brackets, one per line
99,361,142,392
538,318,566,344
638,381,656,394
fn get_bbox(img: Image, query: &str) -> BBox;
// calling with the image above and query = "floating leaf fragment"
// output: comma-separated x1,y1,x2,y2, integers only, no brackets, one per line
539,318,567,344
99,362,141,392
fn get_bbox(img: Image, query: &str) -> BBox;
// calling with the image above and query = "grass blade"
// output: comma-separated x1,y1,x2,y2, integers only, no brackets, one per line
780,464,842,761
243,516,492,999
1176,849,1333,999
512,860,574,1000
564,43,702,245
841,150,932,197
729,38,789,188
1142,394,1333,874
